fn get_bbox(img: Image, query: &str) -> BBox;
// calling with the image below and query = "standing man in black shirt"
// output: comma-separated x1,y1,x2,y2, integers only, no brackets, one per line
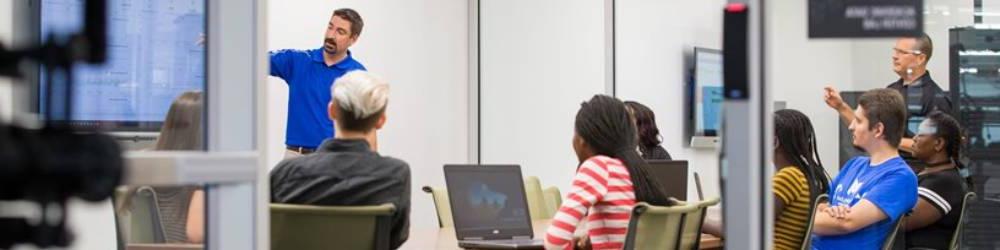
824,33,952,169
270,71,411,249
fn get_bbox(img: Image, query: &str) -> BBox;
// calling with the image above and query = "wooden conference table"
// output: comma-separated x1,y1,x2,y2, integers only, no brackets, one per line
401,220,723,250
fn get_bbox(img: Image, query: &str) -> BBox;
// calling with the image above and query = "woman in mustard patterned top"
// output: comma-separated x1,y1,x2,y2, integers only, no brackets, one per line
772,109,831,250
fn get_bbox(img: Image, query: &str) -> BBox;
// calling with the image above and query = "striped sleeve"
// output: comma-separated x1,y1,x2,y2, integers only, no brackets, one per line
772,168,801,205
544,158,610,250
918,187,952,215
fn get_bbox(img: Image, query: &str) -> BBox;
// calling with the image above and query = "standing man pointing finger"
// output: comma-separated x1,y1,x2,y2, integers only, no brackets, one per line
270,8,367,158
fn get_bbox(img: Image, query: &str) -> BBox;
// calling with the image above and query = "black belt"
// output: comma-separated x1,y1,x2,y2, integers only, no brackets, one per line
286,145,316,154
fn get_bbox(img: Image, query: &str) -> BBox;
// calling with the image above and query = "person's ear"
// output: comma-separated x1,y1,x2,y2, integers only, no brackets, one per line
874,122,886,139
374,112,387,130
328,101,338,121
346,34,359,48
934,137,946,152
573,135,589,152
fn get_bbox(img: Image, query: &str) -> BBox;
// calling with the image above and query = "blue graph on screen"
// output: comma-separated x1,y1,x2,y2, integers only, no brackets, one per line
467,183,508,219
40,0,205,124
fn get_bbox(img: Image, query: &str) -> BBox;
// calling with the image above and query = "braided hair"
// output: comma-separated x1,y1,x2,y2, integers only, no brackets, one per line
576,95,674,206
924,111,974,189
774,109,831,206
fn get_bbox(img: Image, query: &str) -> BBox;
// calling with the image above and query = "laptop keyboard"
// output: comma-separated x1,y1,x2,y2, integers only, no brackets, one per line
466,238,543,245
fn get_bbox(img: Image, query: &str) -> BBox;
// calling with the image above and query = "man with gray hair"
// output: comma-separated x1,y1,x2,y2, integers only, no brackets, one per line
270,71,410,249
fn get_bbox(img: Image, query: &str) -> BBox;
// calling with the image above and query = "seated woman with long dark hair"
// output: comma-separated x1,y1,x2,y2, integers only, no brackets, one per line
544,95,674,250
624,101,672,160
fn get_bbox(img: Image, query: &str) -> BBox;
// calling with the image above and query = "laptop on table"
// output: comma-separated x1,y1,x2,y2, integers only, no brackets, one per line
645,160,689,201
443,164,544,249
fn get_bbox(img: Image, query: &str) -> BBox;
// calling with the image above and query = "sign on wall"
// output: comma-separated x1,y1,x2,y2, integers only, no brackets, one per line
809,0,924,38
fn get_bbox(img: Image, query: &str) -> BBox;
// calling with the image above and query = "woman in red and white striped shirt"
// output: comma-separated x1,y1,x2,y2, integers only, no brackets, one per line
544,95,675,250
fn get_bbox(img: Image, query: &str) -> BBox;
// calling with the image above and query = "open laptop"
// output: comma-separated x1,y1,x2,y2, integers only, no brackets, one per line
443,164,544,249
645,160,689,201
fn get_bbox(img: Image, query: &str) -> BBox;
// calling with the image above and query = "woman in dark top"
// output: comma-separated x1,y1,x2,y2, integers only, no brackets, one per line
624,101,672,160
905,111,972,249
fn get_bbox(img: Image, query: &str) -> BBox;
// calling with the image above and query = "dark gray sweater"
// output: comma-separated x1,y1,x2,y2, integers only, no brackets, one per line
270,138,411,249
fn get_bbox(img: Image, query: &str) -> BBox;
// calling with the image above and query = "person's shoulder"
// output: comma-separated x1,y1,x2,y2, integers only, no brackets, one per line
844,156,871,169
920,169,963,188
271,48,313,57
776,166,805,180
381,156,409,169
271,154,318,172
343,53,366,70
587,155,622,168
885,157,915,171
377,156,411,174
886,80,904,89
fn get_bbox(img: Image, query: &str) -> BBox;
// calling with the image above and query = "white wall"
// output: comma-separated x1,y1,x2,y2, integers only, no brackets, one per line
479,0,608,196
767,0,856,176
614,0,725,200
266,1,470,230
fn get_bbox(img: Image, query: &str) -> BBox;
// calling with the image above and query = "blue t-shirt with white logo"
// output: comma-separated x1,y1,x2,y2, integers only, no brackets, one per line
812,156,917,250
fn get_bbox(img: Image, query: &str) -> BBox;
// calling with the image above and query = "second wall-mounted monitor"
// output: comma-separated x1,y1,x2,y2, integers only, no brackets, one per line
687,47,723,149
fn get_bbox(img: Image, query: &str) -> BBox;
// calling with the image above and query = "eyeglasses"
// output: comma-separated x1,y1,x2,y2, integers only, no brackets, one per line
893,47,923,56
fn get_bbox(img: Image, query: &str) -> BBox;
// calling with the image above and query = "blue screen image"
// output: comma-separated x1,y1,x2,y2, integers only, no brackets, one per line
701,86,723,133
40,0,205,124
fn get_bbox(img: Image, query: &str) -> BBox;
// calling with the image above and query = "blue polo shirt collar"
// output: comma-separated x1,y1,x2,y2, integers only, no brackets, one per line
309,48,356,69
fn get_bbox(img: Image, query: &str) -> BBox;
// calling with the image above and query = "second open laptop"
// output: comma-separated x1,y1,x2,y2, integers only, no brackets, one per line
443,164,544,249
645,160,689,201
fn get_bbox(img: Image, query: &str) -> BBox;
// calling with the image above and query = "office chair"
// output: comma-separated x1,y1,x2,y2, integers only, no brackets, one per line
623,202,700,250
800,194,828,250
129,186,167,244
542,186,562,217
421,186,453,227
881,214,907,250
948,192,976,250
685,197,721,250
270,203,395,250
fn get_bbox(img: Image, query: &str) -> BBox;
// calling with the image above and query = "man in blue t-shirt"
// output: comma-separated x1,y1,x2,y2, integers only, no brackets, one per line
812,88,918,249
270,8,367,158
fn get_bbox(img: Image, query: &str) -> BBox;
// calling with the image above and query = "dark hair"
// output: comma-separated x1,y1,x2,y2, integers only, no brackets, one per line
576,95,674,206
156,91,203,150
924,111,974,189
623,101,663,149
336,106,385,132
858,88,907,148
912,32,934,63
774,109,831,206
333,8,364,38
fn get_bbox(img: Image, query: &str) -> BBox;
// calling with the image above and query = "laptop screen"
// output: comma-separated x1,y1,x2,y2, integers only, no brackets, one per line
645,160,689,201
443,165,533,239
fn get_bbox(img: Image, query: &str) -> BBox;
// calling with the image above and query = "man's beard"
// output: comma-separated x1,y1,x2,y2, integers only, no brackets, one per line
324,38,337,54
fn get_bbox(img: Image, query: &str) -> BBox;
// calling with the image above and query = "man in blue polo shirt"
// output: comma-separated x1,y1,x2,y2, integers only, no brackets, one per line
812,88,918,249
270,8,366,158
